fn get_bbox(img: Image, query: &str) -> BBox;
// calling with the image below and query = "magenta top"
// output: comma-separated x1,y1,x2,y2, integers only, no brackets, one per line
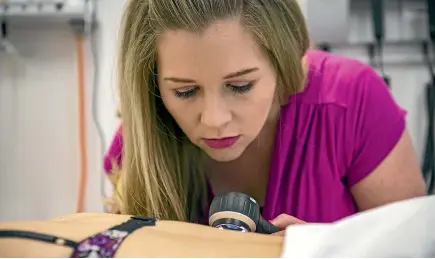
104,49,406,223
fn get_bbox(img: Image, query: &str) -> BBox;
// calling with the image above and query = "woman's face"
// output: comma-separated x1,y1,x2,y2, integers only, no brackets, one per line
157,19,277,162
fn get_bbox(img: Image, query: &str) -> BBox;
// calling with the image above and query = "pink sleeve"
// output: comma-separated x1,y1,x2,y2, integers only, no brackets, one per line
346,68,407,187
103,125,124,174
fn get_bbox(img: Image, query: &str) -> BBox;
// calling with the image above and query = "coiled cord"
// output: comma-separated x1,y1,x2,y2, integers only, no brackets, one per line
422,41,435,194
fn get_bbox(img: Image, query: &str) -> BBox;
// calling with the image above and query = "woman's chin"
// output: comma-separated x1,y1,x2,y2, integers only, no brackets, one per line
202,145,245,163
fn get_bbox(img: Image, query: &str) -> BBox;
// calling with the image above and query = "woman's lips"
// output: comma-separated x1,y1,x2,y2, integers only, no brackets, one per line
203,136,240,149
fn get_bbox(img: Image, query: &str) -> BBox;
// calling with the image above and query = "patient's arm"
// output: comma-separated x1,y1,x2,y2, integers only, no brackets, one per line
0,213,283,258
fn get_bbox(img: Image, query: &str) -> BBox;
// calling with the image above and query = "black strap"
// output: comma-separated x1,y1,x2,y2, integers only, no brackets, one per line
0,215,158,256
0,230,79,248
108,216,157,232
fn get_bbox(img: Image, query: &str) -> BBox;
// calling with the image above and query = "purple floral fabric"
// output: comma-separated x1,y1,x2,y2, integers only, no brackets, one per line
71,229,129,258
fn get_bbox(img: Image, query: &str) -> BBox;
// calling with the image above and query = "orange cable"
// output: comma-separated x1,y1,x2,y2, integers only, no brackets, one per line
75,33,88,213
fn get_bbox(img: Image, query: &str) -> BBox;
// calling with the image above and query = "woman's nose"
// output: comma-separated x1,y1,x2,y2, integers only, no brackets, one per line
200,96,232,129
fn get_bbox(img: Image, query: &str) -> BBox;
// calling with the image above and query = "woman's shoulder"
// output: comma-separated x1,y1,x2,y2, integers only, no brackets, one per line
294,49,390,110
282,49,405,127
278,50,407,188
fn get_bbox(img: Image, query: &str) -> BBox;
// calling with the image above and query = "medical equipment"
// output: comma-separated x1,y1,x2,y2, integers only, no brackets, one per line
422,0,435,194
369,0,391,88
422,77,434,194
208,192,279,234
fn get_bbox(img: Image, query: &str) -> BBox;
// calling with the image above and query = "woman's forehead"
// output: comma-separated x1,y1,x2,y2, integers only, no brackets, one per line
156,19,267,79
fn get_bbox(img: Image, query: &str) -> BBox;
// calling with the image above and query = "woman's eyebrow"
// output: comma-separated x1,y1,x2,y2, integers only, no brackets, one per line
163,67,259,83
163,77,196,83
223,67,259,79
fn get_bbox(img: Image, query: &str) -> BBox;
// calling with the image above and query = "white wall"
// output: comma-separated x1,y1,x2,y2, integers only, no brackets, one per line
0,0,431,221
0,0,124,220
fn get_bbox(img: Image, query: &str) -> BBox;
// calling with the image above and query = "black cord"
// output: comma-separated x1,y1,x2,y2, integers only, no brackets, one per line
317,43,331,53
367,39,390,88
370,0,390,88
0,1,8,40
1,20,6,39
374,42,392,87
422,41,434,75
421,41,435,194
423,81,434,194
376,40,385,76
368,43,376,67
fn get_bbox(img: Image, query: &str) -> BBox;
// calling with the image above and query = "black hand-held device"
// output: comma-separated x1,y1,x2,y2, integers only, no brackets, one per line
208,192,280,234
426,0,435,42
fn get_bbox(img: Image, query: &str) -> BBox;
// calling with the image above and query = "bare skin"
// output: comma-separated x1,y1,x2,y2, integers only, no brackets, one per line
0,213,284,258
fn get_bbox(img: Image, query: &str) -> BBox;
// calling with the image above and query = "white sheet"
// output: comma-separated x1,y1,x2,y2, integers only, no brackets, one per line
281,195,435,258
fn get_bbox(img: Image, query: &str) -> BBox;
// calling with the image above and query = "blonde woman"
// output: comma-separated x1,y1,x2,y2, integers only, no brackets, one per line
104,0,426,231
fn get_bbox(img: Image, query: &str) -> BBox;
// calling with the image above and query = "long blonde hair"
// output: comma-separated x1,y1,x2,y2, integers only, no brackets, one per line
117,0,310,222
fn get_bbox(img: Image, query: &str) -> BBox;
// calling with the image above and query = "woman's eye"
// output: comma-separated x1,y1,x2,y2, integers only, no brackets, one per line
228,82,254,94
174,87,198,99
173,82,254,99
